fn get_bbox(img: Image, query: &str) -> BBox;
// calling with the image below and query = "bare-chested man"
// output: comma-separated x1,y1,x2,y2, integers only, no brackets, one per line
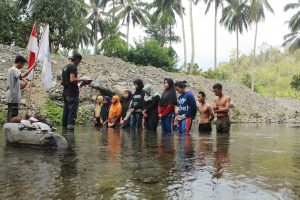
198,91,214,133
212,83,231,133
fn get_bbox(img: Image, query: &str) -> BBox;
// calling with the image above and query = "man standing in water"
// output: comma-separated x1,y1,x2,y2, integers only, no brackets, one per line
212,83,231,133
198,91,214,133
61,53,90,130
6,55,36,122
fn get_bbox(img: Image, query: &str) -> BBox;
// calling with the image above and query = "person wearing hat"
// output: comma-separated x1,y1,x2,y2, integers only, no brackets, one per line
6,55,37,122
61,53,90,130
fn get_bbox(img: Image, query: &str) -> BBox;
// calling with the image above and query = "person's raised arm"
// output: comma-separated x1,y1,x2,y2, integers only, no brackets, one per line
20,63,37,79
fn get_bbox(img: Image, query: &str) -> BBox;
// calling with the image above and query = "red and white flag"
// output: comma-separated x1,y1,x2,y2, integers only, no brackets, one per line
26,21,39,80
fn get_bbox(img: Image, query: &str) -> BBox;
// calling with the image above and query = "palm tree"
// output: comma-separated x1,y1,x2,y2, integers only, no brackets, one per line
149,0,181,47
189,0,198,67
100,0,122,20
283,1,300,52
220,0,251,71
179,0,187,70
204,0,227,70
114,0,146,46
87,0,106,53
248,0,274,91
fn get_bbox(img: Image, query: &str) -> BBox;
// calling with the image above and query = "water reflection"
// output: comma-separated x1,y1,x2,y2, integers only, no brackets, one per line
0,124,299,199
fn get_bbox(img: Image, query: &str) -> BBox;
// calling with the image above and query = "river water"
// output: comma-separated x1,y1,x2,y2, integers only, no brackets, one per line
0,124,299,200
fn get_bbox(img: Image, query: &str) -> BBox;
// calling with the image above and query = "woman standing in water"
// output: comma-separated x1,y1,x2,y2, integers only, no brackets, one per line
158,78,177,133
108,95,122,128
93,96,103,127
100,96,111,127
120,90,132,129
130,79,145,129
143,84,160,131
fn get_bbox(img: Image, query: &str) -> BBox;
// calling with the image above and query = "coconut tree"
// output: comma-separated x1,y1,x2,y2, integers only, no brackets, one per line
87,0,106,53
283,1,300,52
178,0,187,70
114,0,146,46
220,0,251,71
204,0,227,70
189,0,199,68
248,0,274,91
149,0,181,47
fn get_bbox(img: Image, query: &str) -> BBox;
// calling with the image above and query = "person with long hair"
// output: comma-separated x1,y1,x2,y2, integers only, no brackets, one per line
108,95,122,128
158,78,177,133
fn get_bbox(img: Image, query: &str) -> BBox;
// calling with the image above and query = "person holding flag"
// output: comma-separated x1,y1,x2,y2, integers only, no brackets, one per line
6,56,36,122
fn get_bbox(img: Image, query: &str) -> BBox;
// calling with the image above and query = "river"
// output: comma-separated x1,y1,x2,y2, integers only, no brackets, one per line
0,124,299,200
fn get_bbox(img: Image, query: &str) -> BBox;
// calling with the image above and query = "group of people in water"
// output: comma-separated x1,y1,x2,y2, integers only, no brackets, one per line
6,53,231,134
93,78,231,134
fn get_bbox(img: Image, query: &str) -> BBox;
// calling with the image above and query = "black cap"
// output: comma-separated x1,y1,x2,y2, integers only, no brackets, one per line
15,55,27,64
69,52,82,61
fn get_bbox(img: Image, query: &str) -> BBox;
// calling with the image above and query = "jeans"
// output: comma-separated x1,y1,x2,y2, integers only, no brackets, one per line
7,103,19,122
62,96,79,127
161,113,173,134
130,112,142,129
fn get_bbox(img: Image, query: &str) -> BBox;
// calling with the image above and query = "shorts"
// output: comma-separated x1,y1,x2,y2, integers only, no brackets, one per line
198,123,212,133
216,116,231,133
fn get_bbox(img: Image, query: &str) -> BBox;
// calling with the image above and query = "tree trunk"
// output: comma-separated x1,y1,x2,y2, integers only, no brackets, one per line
169,23,172,48
236,27,239,72
127,21,130,47
112,0,115,20
251,22,258,92
214,1,218,70
179,0,187,71
189,0,195,68
95,23,98,54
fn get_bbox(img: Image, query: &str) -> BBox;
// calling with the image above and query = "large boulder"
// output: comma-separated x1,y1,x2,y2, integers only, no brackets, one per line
3,123,67,149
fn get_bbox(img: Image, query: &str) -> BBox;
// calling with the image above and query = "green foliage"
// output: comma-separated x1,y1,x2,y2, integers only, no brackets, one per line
43,100,63,126
291,75,300,90
128,39,178,70
0,109,6,125
201,69,228,80
216,44,300,99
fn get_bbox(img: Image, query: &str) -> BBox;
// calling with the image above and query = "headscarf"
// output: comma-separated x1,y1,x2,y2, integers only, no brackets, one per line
109,95,122,118
100,96,111,120
143,84,159,101
159,78,177,107
121,90,133,118
133,79,144,92
94,96,103,118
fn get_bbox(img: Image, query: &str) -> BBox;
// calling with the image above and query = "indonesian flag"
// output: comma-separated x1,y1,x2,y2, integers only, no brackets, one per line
38,25,53,89
26,22,38,80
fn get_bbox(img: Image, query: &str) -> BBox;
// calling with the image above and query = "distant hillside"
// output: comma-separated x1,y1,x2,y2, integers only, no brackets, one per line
1,44,300,124
214,44,300,100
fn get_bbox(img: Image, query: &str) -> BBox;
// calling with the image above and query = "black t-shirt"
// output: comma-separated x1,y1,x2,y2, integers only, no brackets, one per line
62,64,79,97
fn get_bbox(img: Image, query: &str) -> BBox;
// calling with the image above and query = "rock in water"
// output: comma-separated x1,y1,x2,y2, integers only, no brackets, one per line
3,123,67,149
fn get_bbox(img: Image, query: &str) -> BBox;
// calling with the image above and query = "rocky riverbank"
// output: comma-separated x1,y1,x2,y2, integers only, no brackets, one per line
1,44,300,124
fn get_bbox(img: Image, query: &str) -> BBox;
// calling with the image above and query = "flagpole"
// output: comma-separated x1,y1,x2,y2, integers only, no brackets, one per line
25,23,47,115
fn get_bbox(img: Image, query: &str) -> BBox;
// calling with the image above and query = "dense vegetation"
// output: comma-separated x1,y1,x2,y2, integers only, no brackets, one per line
199,44,300,99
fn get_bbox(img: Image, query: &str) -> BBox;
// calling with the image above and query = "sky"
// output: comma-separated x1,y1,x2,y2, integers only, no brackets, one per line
86,0,295,70
127,0,295,70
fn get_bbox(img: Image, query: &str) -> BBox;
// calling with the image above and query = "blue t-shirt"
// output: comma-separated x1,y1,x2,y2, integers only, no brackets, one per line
178,91,197,119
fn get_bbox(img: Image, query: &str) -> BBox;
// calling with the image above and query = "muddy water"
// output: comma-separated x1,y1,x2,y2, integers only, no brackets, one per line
0,124,299,200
